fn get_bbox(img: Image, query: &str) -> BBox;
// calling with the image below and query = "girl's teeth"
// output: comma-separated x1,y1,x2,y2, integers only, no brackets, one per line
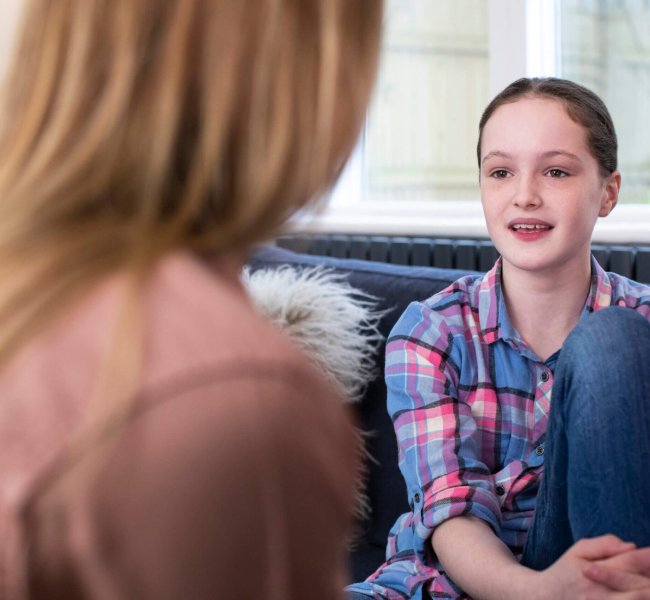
513,224,549,230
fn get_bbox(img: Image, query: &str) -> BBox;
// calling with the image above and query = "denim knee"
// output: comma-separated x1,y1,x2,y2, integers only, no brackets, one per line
554,306,650,420
561,306,650,374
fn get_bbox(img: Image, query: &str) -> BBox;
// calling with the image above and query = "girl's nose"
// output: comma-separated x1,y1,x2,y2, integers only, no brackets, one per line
513,175,542,208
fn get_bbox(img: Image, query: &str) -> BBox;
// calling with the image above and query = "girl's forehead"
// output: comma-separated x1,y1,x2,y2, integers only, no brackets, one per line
489,96,573,124
482,96,590,154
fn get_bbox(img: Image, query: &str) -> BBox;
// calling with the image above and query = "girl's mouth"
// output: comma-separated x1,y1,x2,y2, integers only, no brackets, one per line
511,223,552,231
509,222,553,241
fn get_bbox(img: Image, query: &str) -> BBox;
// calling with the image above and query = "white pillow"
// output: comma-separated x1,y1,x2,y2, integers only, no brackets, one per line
242,265,384,404
243,265,385,524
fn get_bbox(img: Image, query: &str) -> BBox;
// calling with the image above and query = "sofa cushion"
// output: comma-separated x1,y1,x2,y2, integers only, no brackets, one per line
247,244,479,582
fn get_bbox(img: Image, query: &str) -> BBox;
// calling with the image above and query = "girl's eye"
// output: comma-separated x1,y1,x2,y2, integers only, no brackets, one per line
547,168,568,178
490,169,510,179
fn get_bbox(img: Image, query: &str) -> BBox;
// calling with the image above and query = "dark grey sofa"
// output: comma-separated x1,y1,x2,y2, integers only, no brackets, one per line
247,244,478,583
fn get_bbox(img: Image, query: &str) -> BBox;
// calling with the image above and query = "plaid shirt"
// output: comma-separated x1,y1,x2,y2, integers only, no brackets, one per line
347,257,650,600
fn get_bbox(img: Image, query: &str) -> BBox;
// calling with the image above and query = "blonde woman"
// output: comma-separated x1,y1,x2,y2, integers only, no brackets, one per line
0,1,383,598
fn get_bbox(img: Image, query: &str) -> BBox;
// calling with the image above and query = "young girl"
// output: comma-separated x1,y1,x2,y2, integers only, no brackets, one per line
0,1,382,598
347,78,650,599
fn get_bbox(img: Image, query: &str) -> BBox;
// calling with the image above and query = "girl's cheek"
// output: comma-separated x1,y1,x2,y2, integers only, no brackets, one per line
482,179,507,193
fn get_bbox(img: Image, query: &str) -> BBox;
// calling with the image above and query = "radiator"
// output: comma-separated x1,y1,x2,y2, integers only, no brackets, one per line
276,234,650,284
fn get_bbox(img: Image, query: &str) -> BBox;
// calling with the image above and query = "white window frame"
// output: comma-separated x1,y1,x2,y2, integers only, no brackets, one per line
296,0,650,245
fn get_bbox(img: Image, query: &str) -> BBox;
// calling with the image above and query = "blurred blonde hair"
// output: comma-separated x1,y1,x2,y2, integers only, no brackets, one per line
0,0,383,373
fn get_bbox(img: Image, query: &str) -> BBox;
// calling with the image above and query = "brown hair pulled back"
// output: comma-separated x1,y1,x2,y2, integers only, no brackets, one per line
477,77,617,177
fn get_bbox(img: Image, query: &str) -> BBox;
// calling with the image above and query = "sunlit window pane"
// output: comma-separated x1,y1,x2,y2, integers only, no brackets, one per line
555,0,650,203
364,0,489,203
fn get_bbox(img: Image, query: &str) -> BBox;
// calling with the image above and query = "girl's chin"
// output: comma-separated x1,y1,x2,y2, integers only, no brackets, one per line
500,253,589,277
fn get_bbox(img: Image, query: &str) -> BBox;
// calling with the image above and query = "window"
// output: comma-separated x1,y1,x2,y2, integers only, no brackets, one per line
364,0,488,204
307,0,650,244
560,0,650,205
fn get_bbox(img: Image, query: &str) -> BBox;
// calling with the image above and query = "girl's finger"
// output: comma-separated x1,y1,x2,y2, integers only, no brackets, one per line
584,563,650,592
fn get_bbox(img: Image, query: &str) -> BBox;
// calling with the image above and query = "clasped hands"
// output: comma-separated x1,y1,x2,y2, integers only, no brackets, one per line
538,535,650,599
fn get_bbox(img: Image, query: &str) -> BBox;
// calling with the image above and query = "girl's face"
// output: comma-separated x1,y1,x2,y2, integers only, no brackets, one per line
479,96,620,278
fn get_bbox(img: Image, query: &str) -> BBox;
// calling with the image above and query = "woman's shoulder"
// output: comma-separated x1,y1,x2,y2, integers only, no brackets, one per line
129,251,353,445
6,252,356,599
0,249,348,513
142,252,312,368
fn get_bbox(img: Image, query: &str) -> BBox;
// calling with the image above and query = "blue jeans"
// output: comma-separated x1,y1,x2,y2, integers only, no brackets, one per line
522,306,650,570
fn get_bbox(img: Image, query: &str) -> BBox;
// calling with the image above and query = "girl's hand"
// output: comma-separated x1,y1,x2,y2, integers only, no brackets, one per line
535,535,648,600
582,546,650,596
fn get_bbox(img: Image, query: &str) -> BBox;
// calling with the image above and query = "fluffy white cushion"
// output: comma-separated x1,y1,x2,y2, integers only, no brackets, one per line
243,265,385,523
242,266,384,404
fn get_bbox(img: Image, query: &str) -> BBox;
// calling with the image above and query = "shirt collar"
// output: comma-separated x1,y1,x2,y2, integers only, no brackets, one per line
586,256,614,313
478,255,614,345
478,258,505,344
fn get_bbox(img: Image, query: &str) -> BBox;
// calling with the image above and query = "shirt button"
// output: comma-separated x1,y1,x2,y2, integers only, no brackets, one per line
495,485,505,496
535,445,545,456
540,371,550,382
414,492,421,503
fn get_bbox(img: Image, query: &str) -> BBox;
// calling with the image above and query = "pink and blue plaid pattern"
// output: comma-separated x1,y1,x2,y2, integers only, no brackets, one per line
347,257,650,599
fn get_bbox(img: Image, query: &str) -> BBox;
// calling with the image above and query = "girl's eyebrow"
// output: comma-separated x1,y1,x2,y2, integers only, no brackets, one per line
540,150,582,162
481,150,511,165
481,149,582,165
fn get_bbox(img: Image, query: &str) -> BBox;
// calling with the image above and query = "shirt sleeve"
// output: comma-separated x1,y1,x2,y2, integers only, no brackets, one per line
23,362,357,600
385,300,502,564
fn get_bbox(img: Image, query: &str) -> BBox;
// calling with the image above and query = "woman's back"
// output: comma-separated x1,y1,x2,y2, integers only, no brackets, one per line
0,252,357,599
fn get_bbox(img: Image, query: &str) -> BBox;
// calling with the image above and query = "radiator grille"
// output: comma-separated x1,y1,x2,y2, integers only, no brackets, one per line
276,234,650,284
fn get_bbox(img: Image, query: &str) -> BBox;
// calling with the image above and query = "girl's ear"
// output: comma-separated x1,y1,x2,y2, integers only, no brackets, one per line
599,171,621,217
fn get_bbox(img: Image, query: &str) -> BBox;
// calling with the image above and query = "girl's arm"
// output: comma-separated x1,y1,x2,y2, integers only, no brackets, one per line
432,516,648,600
431,516,532,600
